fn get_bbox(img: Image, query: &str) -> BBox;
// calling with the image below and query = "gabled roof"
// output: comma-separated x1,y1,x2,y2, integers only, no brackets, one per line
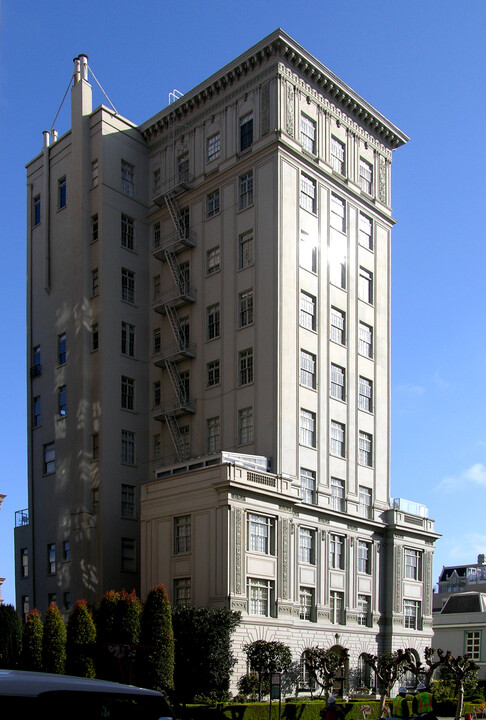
440,592,486,614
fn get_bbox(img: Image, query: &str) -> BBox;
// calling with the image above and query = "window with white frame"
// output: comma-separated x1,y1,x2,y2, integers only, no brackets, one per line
248,513,274,554
47,543,56,575
359,431,372,467
357,594,370,626
178,154,189,182
44,442,55,474
121,430,135,464
32,344,41,377
300,230,317,273
121,160,134,197
239,230,253,268
239,290,253,327
58,385,67,417
153,328,160,355
300,468,316,504
33,395,41,428
238,406,253,445
330,536,345,569
239,348,253,386
121,484,135,519
206,303,220,340
359,212,373,250
360,157,373,195
357,540,371,574
207,133,221,162
121,268,135,303
301,114,316,154
33,194,41,226
91,268,99,296
240,113,253,151
206,416,221,453
359,377,373,412
179,425,190,458
21,548,28,578
331,194,346,232
121,214,134,250
331,477,345,512
58,176,67,209
359,322,373,358
299,527,315,564
330,364,345,400
174,515,191,554
239,170,253,209
330,307,345,344
121,537,136,572
121,321,135,357
174,577,191,606
405,548,422,580
299,587,315,621
404,599,420,629
300,291,316,331
58,332,67,365
300,350,316,389
359,267,374,304
330,590,345,624
248,578,273,616
300,409,316,447
300,173,316,213
330,421,345,457
331,137,345,175
207,359,220,387
121,376,134,410
359,486,372,519
330,237,346,288
206,189,220,218
466,631,481,661
153,380,161,408
206,246,220,275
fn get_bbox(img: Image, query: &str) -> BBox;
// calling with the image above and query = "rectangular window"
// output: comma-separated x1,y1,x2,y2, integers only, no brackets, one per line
58,332,66,365
359,267,374,304
206,189,220,218
121,537,136,572
360,158,373,195
121,484,135,519
63,592,71,612
330,308,345,344
301,114,316,154
359,213,373,250
206,246,220,275
357,540,371,574
91,268,99,296
63,540,70,562
91,323,99,351
239,230,254,268
330,194,346,232
330,421,345,458
466,631,481,661
300,587,315,621
330,364,345,401
329,535,345,569
300,350,316,388
248,578,273,616
153,221,161,250
300,468,316,504
331,137,346,175
300,173,316,213
174,515,191,554
239,170,254,210
359,322,373,358
153,379,161,407
153,274,161,303
121,430,135,464
299,528,315,564
58,385,67,417
300,409,316,447
21,548,28,578
91,433,99,461
405,548,422,580
240,113,253,151
33,195,41,226
239,348,253,386
357,595,370,626
121,159,134,197
174,578,191,607
206,303,220,340
207,133,221,162
121,268,135,303
300,291,316,331
330,590,345,624
404,599,420,629
121,376,135,410
153,328,161,355
58,176,67,209
121,214,134,250
207,359,220,387
121,321,135,357
248,513,274,554
47,543,56,574
238,406,253,445
32,345,41,377
153,433,161,459
359,377,373,412
359,431,373,467
33,396,41,428
206,416,221,453
330,239,346,288
239,290,253,327
91,159,98,187
300,230,317,273
43,442,55,474
359,486,372,519
331,478,345,512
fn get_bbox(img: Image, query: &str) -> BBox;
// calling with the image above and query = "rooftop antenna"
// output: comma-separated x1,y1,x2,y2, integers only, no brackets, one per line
169,89,184,104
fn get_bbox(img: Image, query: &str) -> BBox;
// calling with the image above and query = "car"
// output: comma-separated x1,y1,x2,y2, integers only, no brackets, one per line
0,668,175,718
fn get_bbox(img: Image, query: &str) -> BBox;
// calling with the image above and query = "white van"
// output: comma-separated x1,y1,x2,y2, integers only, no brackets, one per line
0,669,175,718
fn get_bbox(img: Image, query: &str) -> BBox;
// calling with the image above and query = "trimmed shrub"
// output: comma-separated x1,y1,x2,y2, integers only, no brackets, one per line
21,609,43,671
0,604,22,668
66,599,96,678
137,584,174,692
42,602,67,674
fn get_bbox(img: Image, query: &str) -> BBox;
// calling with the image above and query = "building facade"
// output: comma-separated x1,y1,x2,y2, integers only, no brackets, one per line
433,592,486,682
434,555,486,611
17,30,439,690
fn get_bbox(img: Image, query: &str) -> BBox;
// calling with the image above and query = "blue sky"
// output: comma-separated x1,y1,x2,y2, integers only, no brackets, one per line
1,0,485,607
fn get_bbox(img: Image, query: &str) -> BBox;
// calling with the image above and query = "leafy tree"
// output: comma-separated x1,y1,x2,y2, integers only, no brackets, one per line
440,653,480,720
42,602,67,674
66,600,97,678
137,584,174,693
172,605,241,702
243,640,292,701
21,609,43,671
237,672,262,701
303,646,349,699
362,650,411,716
0,604,22,668
403,647,451,688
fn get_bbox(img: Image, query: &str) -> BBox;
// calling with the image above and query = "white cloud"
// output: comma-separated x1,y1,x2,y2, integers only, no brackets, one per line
438,462,486,492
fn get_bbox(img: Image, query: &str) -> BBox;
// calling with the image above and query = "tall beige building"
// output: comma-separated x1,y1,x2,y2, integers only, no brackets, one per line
17,31,439,691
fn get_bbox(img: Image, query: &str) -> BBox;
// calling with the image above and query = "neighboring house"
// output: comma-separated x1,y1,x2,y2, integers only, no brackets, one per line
434,555,486,611
433,592,486,681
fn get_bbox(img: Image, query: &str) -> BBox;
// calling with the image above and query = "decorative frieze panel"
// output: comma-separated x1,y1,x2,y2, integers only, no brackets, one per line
394,544,402,613
281,518,290,599
235,508,243,595
286,82,295,137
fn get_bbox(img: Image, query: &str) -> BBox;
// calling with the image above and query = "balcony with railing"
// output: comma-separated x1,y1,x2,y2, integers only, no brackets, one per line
153,283,196,314
153,395,196,422
153,228,196,261
153,171,194,206
15,508,29,527
153,340,196,367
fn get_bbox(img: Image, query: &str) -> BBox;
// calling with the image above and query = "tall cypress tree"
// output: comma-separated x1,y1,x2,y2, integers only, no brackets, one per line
21,609,43,671
137,585,174,692
42,602,67,674
66,600,96,678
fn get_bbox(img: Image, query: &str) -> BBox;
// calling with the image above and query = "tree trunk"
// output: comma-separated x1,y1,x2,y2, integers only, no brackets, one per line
455,684,465,720
379,693,387,717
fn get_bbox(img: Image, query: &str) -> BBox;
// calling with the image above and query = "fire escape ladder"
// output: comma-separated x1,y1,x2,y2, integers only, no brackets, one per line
165,358,187,405
165,192,187,241
165,411,185,462
165,304,187,351
164,248,186,296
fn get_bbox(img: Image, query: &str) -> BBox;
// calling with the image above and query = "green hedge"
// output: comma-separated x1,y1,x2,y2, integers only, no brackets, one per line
180,700,392,720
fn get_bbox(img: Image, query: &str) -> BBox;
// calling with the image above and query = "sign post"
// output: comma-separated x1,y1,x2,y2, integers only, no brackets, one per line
270,673,282,720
